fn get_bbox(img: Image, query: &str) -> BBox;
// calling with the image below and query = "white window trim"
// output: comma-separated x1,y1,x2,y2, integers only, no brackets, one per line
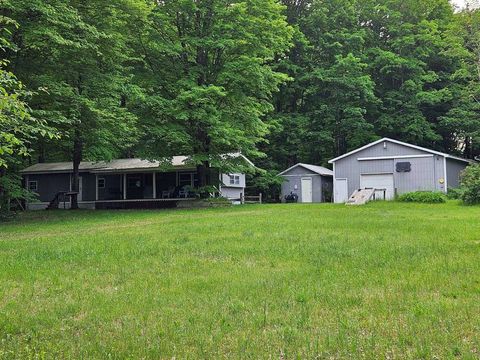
229,174,240,185
28,180,38,191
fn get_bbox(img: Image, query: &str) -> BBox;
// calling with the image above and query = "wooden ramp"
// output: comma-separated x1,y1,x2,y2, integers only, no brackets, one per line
346,188,376,206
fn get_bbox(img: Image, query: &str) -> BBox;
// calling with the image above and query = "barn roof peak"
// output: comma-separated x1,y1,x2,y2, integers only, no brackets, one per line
328,138,472,164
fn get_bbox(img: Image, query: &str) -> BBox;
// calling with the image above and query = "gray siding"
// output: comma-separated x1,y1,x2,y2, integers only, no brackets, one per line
334,140,447,197
221,173,246,188
26,172,98,202
81,173,96,201
282,166,318,176
359,159,393,174
281,175,322,202
98,174,123,200
27,173,70,202
446,158,468,188
393,157,439,193
433,157,446,192
220,187,243,200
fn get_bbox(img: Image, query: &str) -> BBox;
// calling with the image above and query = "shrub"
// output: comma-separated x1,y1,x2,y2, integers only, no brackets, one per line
397,191,447,203
459,164,480,205
446,187,463,200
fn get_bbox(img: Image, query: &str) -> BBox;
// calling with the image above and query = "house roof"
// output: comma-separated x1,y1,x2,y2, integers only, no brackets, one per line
20,154,254,174
328,138,473,164
278,163,333,177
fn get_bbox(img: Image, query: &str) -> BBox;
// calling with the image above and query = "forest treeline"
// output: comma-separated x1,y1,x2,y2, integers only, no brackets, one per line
1,0,479,205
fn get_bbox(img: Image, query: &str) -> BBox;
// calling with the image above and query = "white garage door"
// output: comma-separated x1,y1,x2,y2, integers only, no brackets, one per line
360,174,395,200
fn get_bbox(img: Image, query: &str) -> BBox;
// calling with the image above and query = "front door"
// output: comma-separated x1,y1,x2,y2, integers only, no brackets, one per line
301,177,313,203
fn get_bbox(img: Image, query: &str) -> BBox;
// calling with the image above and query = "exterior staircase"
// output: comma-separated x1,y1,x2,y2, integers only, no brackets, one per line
46,191,67,210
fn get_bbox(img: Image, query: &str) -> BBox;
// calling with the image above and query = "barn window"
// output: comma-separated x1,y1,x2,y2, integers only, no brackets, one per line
396,162,411,172
98,178,105,189
28,180,38,191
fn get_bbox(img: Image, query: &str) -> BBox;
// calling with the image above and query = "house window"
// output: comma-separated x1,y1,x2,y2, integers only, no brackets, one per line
28,180,38,191
229,175,240,185
179,173,193,187
98,178,105,189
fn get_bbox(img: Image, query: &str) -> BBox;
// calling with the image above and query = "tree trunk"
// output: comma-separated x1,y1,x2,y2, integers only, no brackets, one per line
38,141,46,163
465,136,473,159
70,128,83,210
196,161,210,189
0,167,6,212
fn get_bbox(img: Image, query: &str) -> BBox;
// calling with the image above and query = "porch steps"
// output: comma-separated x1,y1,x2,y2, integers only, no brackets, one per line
46,191,78,210
46,191,67,210
346,188,376,206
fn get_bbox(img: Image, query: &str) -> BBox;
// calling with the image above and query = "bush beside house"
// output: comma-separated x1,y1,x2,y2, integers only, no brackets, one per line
459,164,480,205
397,191,447,203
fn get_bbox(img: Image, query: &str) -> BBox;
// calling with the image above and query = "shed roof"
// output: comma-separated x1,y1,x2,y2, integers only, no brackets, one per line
328,138,473,164
278,163,333,177
21,154,254,174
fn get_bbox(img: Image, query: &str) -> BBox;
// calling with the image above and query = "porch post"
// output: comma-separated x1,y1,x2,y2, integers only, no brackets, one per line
153,172,157,199
25,175,29,209
123,174,127,200
95,174,99,201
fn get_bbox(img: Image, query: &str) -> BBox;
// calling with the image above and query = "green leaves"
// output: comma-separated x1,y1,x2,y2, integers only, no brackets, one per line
0,53,57,169
136,0,293,173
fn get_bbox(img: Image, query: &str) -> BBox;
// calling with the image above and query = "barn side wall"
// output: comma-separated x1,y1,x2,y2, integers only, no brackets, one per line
446,158,468,189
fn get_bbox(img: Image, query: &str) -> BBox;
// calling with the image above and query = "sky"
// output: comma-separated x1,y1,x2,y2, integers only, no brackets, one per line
451,0,480,9
452,0,466,8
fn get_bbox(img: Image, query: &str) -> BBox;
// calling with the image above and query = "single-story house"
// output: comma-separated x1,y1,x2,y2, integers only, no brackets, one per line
279,163,333,203
20,155,253,210
328,138,472,203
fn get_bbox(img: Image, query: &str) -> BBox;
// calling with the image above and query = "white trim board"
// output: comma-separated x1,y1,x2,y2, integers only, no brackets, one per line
357,154,434,161
443,156,448,193
281,174,321,177
328,137,472,164
359,172,394,176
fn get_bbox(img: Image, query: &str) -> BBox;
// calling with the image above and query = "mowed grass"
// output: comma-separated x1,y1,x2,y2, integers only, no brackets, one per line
0,202,480,359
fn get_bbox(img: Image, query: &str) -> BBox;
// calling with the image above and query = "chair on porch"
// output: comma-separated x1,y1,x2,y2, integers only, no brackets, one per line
161,186,175,199
178,186,192,198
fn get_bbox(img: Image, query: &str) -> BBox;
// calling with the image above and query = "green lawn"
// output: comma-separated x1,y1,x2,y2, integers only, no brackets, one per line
1,202,479,359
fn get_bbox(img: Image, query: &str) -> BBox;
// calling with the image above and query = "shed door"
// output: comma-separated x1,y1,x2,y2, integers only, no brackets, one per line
334,179,348,203
301,177,313,203
360,174,394,200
